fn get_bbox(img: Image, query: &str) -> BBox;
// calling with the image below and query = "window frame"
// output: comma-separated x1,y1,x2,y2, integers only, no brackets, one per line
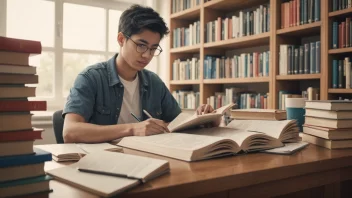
2,0,151,111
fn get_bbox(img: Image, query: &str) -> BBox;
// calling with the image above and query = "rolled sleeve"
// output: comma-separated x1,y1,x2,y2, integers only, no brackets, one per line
160,82,181,122
63,73,96,122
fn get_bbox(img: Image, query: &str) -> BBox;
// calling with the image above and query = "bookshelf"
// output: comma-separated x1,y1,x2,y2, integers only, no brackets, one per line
168,0,352,110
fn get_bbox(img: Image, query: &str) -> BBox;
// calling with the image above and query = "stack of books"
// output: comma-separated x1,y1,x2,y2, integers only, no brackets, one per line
302,100,352,149
0,36,53,197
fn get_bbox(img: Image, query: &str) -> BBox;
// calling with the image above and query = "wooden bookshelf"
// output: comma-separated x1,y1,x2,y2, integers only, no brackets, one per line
328,89,352,94
276,74,321,80
170,80,201,85
329,47,352,54
168,0,338,110
276,22,321,36
203,0,269,10
204,32,270,49
203,77,270,84
329,7,352,17
170,5,201,20
170,45,201,53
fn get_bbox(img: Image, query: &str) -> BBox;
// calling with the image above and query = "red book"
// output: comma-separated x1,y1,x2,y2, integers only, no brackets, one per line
0,36,42,54
0,101,47,112
0,128,43,142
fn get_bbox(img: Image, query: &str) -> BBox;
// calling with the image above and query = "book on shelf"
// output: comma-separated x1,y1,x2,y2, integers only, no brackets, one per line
279,42,320,75
332,57,351,89
332,17,352,49
230,109,287,120
172,21,200,48
303,124,352,140
204,4,270,43
332,0,352,12
280,0,320,28
47,151,169,197
171,0,200,14
203,52,270,80
301,133,352,149
117,119,299,162
34,143,123,162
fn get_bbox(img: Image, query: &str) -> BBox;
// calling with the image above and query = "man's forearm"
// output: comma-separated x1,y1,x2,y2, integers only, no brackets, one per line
63,122,134,143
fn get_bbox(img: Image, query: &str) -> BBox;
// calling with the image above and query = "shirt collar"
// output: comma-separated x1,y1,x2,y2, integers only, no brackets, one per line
107,53,148,88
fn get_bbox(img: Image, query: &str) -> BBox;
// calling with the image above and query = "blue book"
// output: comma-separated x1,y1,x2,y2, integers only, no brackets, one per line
332,59,338,88
0,148,52,168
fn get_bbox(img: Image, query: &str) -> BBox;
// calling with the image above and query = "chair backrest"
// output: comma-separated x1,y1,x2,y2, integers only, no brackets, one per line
52,110,65,144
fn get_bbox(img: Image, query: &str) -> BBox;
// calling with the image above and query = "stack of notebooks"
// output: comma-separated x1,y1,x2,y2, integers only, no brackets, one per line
0,36,53,197
47,151,170,197
302,100,352,149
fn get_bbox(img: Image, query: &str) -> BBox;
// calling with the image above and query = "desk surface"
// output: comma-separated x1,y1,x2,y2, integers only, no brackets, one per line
45,144,352,198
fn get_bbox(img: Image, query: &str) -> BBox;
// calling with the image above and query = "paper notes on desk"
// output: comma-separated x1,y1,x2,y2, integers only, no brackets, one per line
34,143,123,162
261,141,309,155
47,151,169,197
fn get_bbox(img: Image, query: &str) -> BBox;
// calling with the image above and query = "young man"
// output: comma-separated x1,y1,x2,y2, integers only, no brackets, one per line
63,5,217,143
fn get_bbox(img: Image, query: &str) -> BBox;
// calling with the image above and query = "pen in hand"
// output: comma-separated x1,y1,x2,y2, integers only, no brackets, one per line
143,109,169,133
130,112,141,122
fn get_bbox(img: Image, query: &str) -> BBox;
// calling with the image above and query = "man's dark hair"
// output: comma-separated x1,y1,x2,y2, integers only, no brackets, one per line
118,4,169,39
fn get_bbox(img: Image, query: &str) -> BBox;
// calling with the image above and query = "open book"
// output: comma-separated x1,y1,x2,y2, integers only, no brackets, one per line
167,103,234,132
47,151,169,197
118,119,300,162
35,143,123,162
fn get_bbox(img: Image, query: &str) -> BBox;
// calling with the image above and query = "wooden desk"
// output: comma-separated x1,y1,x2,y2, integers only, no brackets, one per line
45,144,352,198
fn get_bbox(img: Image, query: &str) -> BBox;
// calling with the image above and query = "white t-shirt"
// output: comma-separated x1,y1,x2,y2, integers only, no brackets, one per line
117,74,140,124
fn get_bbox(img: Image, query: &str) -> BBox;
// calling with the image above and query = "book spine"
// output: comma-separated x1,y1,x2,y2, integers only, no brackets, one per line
333,59,338,88
0,101,47,112
315,41,320,73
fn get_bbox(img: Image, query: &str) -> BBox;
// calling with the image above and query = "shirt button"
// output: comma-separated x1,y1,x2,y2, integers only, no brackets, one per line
120,84,123,88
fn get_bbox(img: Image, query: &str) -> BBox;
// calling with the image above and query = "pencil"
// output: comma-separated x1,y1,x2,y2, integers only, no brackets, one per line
130,112,141,122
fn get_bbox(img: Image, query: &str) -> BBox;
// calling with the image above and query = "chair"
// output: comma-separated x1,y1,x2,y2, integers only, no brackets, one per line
52,110,65,144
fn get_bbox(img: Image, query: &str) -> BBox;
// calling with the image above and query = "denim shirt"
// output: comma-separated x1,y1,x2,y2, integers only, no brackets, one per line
63,54,181,125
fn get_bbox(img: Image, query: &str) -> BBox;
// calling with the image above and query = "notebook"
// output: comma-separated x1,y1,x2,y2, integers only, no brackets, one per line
47,151,169,197
34,143,123,162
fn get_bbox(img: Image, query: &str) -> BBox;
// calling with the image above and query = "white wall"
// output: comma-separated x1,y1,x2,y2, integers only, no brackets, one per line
155,0,170,83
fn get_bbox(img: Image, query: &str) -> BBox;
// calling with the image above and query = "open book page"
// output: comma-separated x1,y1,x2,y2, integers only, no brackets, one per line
227,120,300,142
167,103,235,132
179,127,284,152
118,133,239,162
47,163,139,197
77,151,169,182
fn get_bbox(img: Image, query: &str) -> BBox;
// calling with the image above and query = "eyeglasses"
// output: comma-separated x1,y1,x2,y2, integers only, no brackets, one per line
124,34,163,56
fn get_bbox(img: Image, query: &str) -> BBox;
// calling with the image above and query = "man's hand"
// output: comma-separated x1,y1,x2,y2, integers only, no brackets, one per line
196,104,221,127
132,118,170,136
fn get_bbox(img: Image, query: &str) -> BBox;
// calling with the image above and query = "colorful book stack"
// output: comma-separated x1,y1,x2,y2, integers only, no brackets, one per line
301,100,352,149
0,36,52,197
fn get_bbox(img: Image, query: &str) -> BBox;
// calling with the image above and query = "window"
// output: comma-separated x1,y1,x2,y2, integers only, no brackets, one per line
4,0,155,110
